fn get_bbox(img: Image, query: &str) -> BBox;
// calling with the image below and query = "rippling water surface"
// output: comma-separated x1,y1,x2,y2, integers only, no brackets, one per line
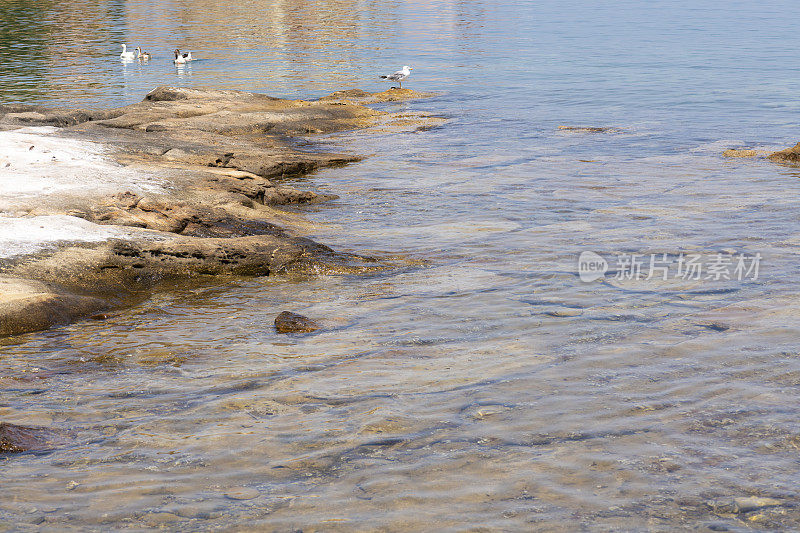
3,0,800,530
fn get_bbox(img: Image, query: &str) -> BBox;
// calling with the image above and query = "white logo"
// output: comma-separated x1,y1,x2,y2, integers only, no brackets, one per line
578,251,608,282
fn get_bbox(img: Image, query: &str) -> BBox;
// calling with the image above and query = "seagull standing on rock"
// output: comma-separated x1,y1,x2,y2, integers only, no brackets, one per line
380,65,412,89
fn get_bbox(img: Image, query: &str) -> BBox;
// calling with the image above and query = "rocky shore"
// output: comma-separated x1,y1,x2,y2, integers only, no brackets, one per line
0,86,439,337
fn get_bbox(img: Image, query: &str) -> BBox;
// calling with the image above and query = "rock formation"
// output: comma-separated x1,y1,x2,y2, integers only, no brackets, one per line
0,87,440,336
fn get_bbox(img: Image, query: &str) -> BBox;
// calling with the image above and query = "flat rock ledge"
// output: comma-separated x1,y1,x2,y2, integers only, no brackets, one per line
0,86,438,336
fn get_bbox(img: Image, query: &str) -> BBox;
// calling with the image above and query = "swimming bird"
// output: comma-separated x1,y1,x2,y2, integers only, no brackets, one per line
135,47,151,61
120,44,136,60
380,65,412,89
173,49,194,64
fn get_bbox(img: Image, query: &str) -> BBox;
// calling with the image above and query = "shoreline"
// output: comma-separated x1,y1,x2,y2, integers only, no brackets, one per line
0,86,441,337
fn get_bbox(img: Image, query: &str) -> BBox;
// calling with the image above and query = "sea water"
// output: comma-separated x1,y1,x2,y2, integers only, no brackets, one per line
1,0,800,529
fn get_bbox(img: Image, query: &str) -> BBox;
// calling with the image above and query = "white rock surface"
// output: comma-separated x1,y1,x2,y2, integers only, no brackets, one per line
0,127,165,259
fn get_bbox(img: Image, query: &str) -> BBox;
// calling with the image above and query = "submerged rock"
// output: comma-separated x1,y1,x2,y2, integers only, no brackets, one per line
768,142,800,165
274,311,320,334
732,497,783,514
319,87,435,104
545,307,584,318
320,88,372,100
557,125,619,133
707,496,783,515
0,423,56,453
722,148,760,158
224,487,261,501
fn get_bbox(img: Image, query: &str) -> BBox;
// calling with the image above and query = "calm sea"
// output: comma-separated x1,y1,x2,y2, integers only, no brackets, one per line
2,0,800,529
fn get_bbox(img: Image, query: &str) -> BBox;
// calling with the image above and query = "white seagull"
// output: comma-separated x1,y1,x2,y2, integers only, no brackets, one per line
380,65,413,89
120,44,136,60
173,49,194,64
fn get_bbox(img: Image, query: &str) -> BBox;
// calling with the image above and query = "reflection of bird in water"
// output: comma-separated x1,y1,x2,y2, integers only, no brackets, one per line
380,65,412,89
135,47,151,61
120,44,135,60
173,49,194,64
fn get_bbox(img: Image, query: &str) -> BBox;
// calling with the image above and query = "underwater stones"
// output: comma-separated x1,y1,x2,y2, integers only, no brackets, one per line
224,487,261,501
544,307,584,318
557,125,620,133
722,149,759,158
0,422,56,453
319,87,434,104
143,512,183,527
707,496,783,515
732,497,783,514
274,311,320,334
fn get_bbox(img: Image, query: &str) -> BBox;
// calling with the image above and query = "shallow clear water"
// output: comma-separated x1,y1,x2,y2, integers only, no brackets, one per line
2,0,800,530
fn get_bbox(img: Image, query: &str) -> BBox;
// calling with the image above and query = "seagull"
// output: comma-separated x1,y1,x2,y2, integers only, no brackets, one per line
173,49,194,64
135,47,151,61
120,44,136,60
380,65,413,89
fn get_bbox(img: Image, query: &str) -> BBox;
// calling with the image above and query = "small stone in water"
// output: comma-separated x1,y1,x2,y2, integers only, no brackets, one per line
274,311,320,334
545,308,583,317
733,496,782,513
224,487,260,500
708,496,782,515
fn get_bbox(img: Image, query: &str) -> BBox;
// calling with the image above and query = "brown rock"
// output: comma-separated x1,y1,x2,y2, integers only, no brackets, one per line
0,423,56,453
723,149,759,158
275,311,320,334
264,186,338,205
319,87,435,104
322,89,372,100
0,277,106,337
768,142,800,165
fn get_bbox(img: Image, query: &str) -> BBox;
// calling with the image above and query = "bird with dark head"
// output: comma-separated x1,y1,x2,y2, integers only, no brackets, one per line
380,65,413,89
173,49,194,64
